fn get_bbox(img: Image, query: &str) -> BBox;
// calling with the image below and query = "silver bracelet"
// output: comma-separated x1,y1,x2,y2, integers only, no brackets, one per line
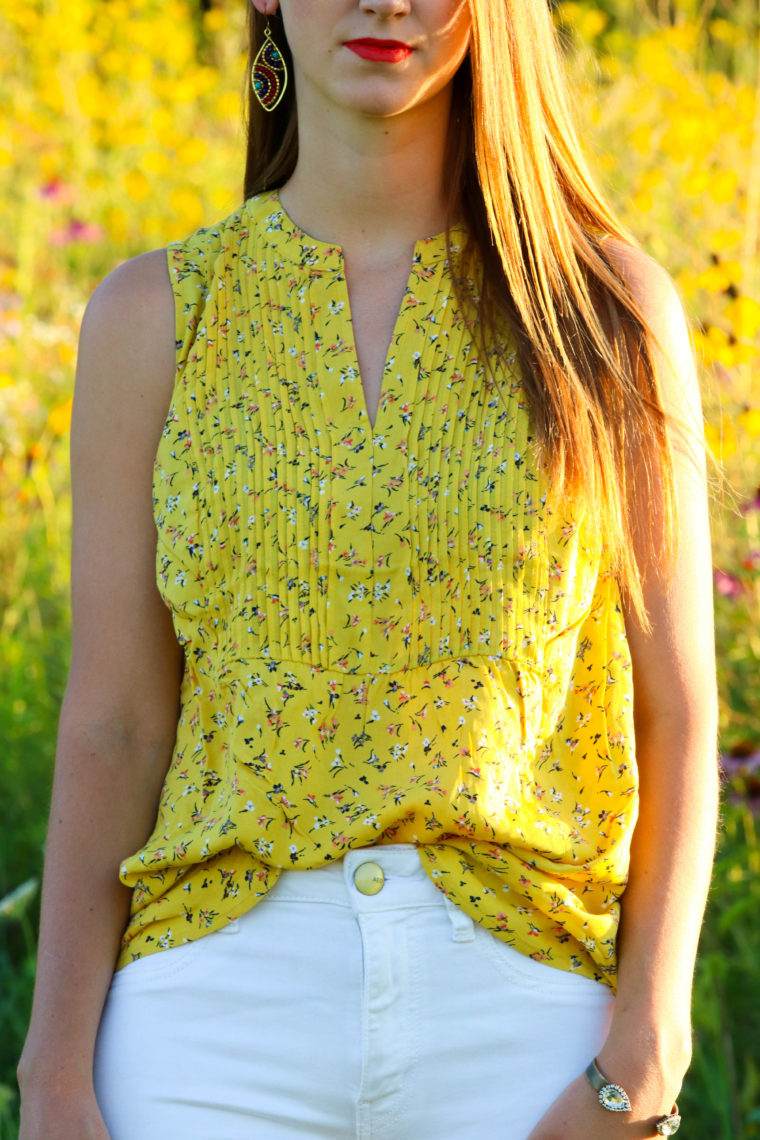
585,1058,682,1135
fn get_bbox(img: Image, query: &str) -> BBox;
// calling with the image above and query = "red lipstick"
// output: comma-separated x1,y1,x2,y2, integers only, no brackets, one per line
344,39,412,63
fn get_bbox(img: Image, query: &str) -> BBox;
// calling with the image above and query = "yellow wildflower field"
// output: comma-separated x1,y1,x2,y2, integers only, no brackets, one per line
0,0,757,743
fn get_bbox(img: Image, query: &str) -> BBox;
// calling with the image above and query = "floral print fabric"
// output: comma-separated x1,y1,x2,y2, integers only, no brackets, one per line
117,191,637,989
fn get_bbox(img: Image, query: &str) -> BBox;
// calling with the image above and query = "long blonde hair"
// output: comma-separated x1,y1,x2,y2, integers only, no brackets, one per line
242,1,681,628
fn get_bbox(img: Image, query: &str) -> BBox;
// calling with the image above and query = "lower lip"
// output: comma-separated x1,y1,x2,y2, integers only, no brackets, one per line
345,43,412,63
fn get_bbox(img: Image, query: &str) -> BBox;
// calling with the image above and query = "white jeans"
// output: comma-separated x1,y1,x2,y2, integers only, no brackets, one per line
93,845,614,1139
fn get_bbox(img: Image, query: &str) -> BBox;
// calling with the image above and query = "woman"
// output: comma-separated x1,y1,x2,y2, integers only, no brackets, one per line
17,0,719,1137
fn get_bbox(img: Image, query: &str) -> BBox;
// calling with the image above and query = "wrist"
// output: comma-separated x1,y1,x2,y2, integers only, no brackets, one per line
595,1020,690,1115
17,1043,95,1099
603,1010,692,1075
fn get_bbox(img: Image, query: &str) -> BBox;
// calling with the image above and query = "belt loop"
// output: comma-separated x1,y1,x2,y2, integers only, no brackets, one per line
443,896,475,942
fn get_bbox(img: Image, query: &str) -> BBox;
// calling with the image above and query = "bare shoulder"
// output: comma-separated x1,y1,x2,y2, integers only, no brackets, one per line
601,237,700,429
601,237,676,308
85,247,173,336
71,245,177,536
71,245,178,527
78,248,175,420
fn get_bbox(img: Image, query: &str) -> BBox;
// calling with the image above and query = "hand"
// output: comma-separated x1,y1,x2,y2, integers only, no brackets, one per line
525,1071,678,1140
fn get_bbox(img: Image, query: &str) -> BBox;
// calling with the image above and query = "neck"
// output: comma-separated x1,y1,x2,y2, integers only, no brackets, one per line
279,87,454,259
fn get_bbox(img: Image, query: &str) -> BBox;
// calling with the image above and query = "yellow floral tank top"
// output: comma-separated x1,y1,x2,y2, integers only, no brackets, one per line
117,190,637,989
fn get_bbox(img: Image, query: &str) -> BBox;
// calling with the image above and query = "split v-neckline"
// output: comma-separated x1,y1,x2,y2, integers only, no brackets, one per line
261,190,464,446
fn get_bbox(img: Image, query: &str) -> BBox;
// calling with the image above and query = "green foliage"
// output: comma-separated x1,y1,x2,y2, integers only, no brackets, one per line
0,882,38,1140
0,502,69,1139
684,803,760,1138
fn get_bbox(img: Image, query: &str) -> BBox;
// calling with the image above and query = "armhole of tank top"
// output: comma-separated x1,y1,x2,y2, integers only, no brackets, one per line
163,238,185,429
151,238,192,513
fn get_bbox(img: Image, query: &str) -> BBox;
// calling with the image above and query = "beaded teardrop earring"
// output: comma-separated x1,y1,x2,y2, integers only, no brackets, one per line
251,22,288,112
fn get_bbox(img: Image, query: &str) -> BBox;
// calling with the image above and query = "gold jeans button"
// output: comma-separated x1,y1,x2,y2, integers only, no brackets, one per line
353,862,385,895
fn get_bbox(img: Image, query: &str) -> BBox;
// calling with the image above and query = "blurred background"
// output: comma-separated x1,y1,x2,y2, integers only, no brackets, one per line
0,0,758,1136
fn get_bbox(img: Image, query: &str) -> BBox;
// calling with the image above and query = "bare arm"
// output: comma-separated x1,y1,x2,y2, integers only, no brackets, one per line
529,248,720,1139
17,249,181,1130
595,247,720,1105
592,242,720,1076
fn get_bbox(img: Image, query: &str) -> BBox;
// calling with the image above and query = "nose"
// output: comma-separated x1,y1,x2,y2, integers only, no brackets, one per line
358,0,411,17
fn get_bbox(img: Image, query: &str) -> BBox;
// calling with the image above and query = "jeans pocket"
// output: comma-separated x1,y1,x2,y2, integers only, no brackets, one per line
471,922,611,998
109,941,203,989
110,920,241,990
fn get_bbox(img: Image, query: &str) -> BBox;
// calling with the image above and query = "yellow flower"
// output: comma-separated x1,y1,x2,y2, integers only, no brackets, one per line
629,123,654,155
676,270,698,296
143,151,172,176
706,72,730,100
725,297,760,341
709,19,742,46
48,397,73,438
737,409,760,438
698,327,744,369
166,76,199,105
39,72,66,115
563,5,608,41
682,170,709,197
10,6,40,33
211,187,237,214
150,106,174,138
704,418,736,460
176,139,209,167
631,191,653,214
663,113,718,163
105,205,128,244
203,8,228,33
100,49,123,77
636,38,678,89
215,92,241,121
127,56,154,83
696,266,733,294
709,170,739,205
76,73,103,119
708,228,742,254
732,344,760,366
641,169,665,192
124,169,151,203
663,25,699,54
737,88,756,120
168,188,205,231
120,122,148,149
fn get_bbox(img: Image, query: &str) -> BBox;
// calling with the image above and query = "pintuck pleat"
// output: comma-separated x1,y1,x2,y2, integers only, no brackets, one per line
119,191,638,993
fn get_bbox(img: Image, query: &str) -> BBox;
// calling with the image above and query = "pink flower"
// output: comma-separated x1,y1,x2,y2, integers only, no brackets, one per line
49,219,104,247
741,489,760,514
38,179,77,204
713,568,743,599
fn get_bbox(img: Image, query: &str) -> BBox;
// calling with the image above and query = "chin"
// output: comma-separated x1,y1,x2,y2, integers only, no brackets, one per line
331,81,419,120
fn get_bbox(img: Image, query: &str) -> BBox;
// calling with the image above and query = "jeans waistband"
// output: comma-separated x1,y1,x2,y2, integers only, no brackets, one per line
265,845,475,940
